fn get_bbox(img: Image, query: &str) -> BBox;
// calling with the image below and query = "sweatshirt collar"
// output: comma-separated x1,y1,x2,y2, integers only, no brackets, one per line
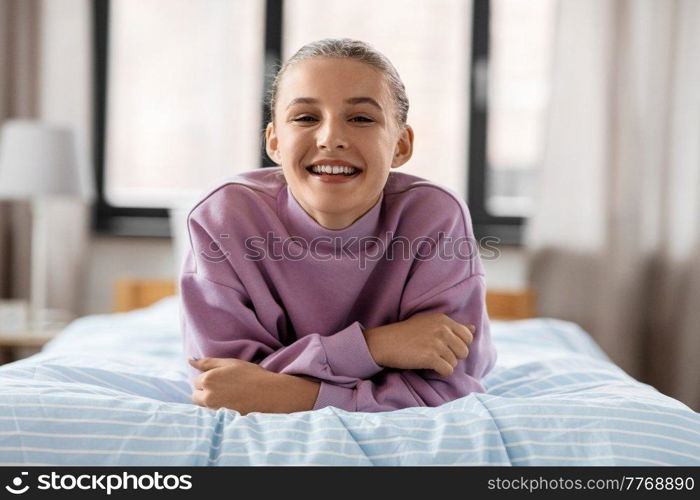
281,184,383,242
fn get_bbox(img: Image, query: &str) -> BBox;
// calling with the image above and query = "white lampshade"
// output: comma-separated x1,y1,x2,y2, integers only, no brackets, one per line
0,119,81,199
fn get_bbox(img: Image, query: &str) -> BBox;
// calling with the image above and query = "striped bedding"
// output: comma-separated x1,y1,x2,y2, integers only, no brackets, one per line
0,297,698,466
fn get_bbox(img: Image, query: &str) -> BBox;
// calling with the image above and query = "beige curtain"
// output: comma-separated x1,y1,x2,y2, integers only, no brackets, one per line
525,0,700,411
0,0,40,303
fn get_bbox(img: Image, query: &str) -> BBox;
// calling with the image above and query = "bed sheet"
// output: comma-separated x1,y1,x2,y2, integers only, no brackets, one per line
0,297,698,466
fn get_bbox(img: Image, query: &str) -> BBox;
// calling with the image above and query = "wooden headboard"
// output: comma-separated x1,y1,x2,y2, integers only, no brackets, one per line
114,277,536,320
114,278,178,313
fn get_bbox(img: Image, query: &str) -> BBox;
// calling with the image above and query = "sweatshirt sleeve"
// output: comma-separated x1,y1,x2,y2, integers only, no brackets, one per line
180,222,382,389
311,192,498,413
311,272,498,412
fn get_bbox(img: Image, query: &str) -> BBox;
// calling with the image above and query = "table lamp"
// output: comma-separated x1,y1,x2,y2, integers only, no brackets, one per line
0,119,83,329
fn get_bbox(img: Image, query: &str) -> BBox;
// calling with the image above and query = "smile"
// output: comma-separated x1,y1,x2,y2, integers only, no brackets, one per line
306,165,361,176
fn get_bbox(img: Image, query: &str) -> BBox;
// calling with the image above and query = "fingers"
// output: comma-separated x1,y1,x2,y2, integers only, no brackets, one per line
445,333,469,360
465,324,476,343
455,323,475,345
442,321,474,360
439,345,459,369
188,357,209,371
436,319,476,375
433,357,455,377
443,316,475,345
188,356,228,372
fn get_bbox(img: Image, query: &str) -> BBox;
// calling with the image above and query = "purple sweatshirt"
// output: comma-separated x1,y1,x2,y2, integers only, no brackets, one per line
180,167,497,413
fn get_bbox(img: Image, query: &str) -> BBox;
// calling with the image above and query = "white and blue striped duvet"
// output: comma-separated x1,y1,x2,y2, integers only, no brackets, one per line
1,297,698,465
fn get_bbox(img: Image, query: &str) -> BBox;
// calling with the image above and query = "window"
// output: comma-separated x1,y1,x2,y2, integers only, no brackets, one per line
105,0,265,208
94,0,555,242
93,0,266,236
94,0,470,236
468,0,556,243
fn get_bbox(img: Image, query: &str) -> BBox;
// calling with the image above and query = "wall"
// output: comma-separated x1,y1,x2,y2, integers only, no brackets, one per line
82,236,174,314
482,246,529,290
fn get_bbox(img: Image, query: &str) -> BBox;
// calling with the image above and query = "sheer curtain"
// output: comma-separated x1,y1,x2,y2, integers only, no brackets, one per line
525,0,700,410
0,0,40,304
0,0,89,322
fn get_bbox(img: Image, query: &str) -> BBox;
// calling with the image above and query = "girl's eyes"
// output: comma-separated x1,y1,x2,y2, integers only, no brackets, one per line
293,116,374,123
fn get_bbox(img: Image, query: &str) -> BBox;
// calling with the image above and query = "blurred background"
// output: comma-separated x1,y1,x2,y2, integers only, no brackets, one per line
0,0,698,410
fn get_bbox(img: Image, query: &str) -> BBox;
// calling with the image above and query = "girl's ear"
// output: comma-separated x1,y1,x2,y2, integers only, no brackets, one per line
265,122,281,164
391,125,415,168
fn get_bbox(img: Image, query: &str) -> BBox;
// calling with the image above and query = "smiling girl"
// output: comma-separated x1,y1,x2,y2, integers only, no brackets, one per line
181,38,497,414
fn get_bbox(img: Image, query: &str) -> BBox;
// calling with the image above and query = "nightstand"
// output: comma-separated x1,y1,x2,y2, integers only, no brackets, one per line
0,329,61,364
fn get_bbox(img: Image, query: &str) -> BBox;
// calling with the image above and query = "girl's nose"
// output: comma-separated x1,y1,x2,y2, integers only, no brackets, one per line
316,120,349,150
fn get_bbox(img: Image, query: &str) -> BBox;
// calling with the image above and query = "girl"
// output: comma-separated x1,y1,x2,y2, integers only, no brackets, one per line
181,38,497,414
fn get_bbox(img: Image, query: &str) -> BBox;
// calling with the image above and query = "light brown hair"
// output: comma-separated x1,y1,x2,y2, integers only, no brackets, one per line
265,38,410,130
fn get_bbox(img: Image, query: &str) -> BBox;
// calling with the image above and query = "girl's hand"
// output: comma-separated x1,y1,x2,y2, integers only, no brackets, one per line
189,357,287,414
362,313,475,377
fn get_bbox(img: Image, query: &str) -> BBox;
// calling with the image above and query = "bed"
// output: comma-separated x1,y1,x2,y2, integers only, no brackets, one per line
0,291,698,466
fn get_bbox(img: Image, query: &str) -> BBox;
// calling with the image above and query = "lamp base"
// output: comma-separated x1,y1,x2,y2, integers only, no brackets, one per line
30,307,73,330
0,299,29,333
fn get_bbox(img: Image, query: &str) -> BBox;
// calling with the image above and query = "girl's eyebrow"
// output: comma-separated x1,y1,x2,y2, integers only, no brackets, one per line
286,97,383,111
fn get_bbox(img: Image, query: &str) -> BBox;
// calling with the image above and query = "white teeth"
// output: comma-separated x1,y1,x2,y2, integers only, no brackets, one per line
309,165,359,175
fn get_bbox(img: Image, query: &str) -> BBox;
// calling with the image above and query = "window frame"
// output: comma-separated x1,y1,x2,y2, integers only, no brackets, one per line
93,0,524,243
91,0,283,237
467,0,525,245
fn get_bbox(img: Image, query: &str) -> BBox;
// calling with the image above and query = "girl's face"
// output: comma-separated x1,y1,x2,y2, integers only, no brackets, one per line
265,58,414,229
